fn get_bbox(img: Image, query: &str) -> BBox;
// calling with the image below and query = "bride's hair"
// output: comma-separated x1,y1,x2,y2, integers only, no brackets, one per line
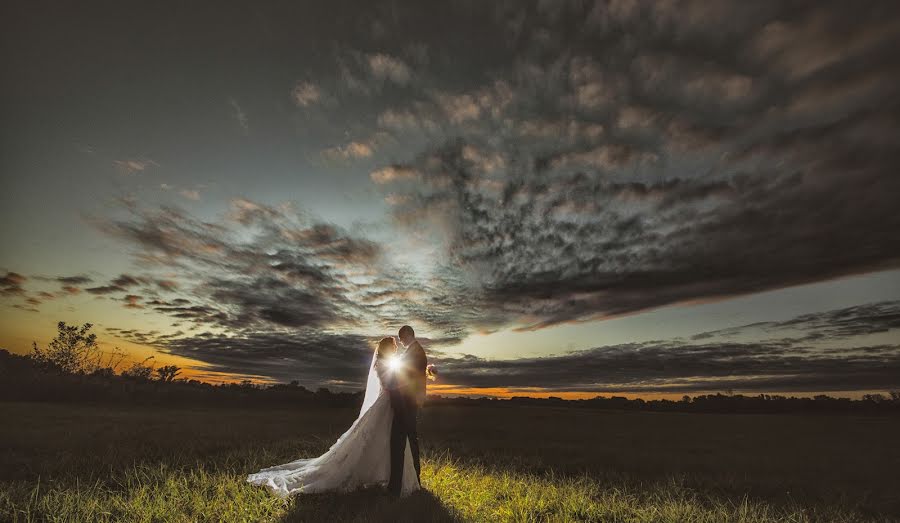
376,337,395,358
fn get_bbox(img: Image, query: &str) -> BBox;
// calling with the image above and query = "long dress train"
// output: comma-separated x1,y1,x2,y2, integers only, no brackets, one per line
246,351,420,498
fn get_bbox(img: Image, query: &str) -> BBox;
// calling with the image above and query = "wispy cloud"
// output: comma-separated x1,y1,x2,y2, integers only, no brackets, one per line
370,165,419,184
113,158,158,175
691,301,900,342
322,141,374,160
291,81,321,107
228,97,249,134
179,189,201,201
0,272,27,296
122,294,144,309
55,275,92,285
367,53,412,85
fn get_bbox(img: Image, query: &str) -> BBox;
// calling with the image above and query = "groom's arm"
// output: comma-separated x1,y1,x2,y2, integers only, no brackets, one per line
414,344,427,406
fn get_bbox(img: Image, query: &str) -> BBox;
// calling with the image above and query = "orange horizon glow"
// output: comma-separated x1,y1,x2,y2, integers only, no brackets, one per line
426,385,678,400
1,332,886,400
1,333,274,386
424,385,877,401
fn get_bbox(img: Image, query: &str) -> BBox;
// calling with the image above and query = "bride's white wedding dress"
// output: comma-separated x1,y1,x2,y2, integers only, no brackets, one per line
246,350,420,498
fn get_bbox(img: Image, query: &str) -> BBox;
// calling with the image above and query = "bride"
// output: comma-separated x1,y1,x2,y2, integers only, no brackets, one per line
246,337,420,497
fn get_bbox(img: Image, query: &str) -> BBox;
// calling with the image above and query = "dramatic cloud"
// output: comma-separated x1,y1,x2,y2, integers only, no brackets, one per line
433,341,900,394
424,303,900,394
106,301,900,393
367,1,900,332
10,1,897,394
107,326,378,385
164,331,375,386
86,198,469,337
691,301,900,342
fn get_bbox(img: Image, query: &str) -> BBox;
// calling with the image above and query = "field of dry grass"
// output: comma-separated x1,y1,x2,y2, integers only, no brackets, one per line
1,401,898,522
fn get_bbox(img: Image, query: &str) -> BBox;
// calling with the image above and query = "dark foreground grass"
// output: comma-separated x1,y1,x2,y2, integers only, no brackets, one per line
1,401,897,522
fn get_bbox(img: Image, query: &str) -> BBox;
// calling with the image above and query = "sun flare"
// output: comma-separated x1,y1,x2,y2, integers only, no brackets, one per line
387,355,403,372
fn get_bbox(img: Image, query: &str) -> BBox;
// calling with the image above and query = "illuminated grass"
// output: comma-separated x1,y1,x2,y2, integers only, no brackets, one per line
422,455,866,523
0,402,894,522
0,454,870,522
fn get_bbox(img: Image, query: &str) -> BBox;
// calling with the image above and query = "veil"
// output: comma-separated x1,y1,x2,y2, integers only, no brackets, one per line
359,349,383,417
246,345,420,497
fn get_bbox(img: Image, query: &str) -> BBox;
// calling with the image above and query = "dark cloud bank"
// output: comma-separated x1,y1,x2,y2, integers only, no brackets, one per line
109,301,900,393
372,1,900,332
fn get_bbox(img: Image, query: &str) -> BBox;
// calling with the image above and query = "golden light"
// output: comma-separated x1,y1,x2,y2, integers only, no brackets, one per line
387,355,404,372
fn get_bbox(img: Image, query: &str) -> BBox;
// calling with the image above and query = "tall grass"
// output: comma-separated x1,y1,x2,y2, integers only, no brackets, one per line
1,402,896,522
0,454,878,522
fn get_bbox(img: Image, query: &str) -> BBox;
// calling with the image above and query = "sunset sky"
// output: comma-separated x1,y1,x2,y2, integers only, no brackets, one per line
2,1,899,398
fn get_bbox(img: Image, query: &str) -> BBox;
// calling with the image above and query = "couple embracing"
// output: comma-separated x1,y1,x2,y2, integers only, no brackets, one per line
247,325,430,498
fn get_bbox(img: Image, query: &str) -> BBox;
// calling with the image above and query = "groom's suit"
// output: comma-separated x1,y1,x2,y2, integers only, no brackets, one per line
387,339,427,495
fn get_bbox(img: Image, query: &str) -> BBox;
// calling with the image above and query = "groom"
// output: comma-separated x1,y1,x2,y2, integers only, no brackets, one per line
387,324,427,496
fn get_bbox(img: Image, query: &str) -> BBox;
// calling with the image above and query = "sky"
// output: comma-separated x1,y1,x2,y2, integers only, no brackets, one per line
2,1,899,398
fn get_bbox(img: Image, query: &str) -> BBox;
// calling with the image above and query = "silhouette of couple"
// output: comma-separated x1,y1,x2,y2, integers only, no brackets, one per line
247,325,429,498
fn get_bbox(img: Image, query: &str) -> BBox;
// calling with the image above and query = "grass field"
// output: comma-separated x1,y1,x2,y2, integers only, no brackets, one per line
1,401,898,522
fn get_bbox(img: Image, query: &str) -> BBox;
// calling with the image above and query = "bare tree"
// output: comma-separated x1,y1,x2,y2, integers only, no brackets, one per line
90,346,128,375
121,356,155,380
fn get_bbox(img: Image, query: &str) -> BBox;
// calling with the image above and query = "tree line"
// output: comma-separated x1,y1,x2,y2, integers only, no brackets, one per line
427,391,900,414
1,321,898,413
0,321,361,407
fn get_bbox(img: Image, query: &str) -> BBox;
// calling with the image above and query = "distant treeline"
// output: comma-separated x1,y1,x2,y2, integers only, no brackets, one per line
428,392,900,414
0,347,363,407
2,348,899,413
3,322,899,413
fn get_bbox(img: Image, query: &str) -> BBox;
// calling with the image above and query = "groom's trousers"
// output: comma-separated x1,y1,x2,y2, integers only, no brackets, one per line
387,390,421,495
